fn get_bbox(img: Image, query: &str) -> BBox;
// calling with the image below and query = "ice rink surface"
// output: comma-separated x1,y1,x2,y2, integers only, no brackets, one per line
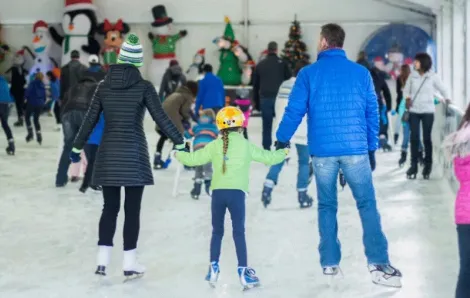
0,114,457,298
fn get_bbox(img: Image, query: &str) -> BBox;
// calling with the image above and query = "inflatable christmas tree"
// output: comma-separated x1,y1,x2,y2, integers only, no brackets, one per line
281,16,309,70
216,17,241,86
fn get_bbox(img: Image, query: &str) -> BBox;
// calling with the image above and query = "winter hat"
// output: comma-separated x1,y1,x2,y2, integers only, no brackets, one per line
65,0,95,12
117,33,143,67
33,20,48,33
169,59,179,67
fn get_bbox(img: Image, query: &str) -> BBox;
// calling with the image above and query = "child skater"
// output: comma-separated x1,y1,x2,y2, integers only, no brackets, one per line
0,75,15,155
79,113,104,193
24,72,46,144
175,106,288,289
184,108,219,199
442,104,470,298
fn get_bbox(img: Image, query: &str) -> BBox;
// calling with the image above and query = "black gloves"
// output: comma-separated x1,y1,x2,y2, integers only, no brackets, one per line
368,151,376,172
274,141,290,150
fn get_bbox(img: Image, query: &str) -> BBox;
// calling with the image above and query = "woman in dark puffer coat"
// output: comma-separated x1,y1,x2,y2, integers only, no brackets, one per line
70,34,185,279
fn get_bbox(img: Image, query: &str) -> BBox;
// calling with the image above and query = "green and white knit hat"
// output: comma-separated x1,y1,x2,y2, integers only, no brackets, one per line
117,33,143,67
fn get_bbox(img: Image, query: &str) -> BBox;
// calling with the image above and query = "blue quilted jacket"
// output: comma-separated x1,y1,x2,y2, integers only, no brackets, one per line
276,49,379,157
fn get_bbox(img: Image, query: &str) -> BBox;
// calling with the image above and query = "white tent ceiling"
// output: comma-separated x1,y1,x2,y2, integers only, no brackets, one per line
400,0,445,11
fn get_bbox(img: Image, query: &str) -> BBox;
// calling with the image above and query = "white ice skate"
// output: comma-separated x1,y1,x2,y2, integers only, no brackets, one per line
368,264,402,288
95,246,112,276
205,261,220,288
238,267,260,291
323,266,343,285
123,249,145,281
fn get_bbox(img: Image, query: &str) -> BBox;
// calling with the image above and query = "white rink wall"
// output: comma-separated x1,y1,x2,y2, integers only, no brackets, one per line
0,0,433,77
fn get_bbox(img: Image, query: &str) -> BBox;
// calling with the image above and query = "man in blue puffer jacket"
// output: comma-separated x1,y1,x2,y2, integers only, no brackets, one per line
275,23,402,288
79,113,104,193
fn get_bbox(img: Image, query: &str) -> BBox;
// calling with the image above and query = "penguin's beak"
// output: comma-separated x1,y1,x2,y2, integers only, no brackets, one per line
68,24,74,31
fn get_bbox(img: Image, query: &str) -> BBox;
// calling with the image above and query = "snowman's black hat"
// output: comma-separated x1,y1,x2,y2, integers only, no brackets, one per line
151,5,173,27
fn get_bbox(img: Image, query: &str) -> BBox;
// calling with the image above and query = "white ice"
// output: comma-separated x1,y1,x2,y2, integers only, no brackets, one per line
0,114,457,298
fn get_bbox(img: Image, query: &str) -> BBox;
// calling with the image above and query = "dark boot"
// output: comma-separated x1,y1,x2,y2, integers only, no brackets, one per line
190,180,202,199
417,150,424,166
298,191,313,208
393,133,399,145
422,163,432,179
204,179,211,196
5,139,15,155
14,119,23,127
153,153,164,170
406,163,418,179
25,127,33,142
398,151,407,167
261,181,274,208
36,131,42,145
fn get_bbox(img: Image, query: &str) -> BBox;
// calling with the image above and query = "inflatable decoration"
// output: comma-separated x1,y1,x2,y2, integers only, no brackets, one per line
148,5,187,88
362,24,435,78
215,16,241,86
27,20,58,82
258,49,268,62
241,60,255,86
0,23,10,64
97,18,130,70
50,0,100,66
186,48,205,81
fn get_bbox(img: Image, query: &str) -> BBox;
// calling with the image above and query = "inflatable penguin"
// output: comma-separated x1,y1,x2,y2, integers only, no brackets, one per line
49,0,100,66
186,48,205,81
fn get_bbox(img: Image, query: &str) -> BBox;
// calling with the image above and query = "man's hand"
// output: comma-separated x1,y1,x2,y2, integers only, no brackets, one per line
368,151,376,172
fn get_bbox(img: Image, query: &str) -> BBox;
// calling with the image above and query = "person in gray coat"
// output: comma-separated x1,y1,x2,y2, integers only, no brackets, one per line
69,34,185,279
158,59,187,101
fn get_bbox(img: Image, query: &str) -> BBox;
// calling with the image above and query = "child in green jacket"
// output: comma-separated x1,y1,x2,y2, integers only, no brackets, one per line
175,106,287,290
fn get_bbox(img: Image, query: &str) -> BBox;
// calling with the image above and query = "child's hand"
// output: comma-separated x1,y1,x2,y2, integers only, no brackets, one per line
70,148,81,163
174,143,189,152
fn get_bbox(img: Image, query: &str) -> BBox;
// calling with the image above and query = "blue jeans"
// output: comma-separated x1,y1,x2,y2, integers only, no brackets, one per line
266,144,310,190
260,98,275,150
313,154,389,267
55,110,86,186
401,123,423,152
210,189,247,267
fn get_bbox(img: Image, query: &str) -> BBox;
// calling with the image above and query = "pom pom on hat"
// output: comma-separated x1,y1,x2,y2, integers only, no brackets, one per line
117,33,143,67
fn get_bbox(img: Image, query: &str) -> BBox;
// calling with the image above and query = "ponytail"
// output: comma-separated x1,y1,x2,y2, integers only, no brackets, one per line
222,129,229,174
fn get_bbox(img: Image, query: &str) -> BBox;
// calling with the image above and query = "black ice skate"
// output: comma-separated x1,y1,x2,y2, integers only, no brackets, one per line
398,151,407,168
406,163,418,179
204,179,211,196
95,265,106,276
25,127,33,142
14,119,23,127
36,131,42,145
261,185,273,208
5,140,15,155
368,264,402,288
153,152,164,170
298,191,313,208
379,138,392,152
191,181,202,200
393,133,399,145
422,163,432,179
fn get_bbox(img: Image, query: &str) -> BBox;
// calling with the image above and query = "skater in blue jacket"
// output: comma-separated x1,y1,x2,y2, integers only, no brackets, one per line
24,72,46,144
0,75,15,155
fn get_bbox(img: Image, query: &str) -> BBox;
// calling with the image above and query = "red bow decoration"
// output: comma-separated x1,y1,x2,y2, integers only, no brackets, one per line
103,19,124,32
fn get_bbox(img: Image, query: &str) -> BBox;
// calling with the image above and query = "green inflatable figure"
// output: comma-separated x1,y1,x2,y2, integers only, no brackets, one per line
216,17,241,86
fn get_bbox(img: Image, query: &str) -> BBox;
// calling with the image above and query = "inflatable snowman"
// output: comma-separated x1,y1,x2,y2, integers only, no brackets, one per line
49,0,100,66
147,5,187,89
28,20,57,82
186,48,205,81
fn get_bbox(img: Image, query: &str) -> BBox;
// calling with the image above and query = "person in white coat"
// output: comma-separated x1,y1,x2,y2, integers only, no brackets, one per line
261,60,313,209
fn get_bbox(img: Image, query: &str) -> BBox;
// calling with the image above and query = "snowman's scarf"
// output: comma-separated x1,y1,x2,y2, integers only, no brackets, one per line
63,34,88,54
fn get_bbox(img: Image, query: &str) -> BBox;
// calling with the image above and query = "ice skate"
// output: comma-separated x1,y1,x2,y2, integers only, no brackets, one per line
406,163,418,179
323,266,343,284
153,152,164,170
422,162,432,179
70,176,80,183
298,191,313,208
191,180,202,200
95,246,112,276
25,127,33,143
36,131,42,145
398,151,407,168
205,261,220,288
238,267,260,290
204,179,211,196
393,133,399,145
379,137,392,152
13,119,23,127
123,249,145,281
368,264,402,288
339,170,346,189
5,139,15,155
261,180,274,208
90,185,102,192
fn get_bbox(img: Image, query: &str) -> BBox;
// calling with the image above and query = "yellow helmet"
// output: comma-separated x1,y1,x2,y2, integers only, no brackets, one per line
216,106,245,130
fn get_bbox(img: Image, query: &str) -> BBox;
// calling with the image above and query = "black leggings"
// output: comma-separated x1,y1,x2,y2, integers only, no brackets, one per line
0,104,13,140
25,105,42,132
457,224,470,298
156,134,168,154
53,101,61,124
99,186,144,251
409,112,434,165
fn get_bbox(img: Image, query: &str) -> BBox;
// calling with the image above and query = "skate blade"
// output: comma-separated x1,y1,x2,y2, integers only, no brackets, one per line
123,273,144,283
372,278,402,288
242,283,261,291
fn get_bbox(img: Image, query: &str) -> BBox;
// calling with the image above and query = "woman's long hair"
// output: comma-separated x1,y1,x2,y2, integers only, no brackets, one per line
398,64,410,88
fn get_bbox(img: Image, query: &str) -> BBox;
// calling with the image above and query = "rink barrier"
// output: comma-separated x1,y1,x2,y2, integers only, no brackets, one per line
433,103,463,193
